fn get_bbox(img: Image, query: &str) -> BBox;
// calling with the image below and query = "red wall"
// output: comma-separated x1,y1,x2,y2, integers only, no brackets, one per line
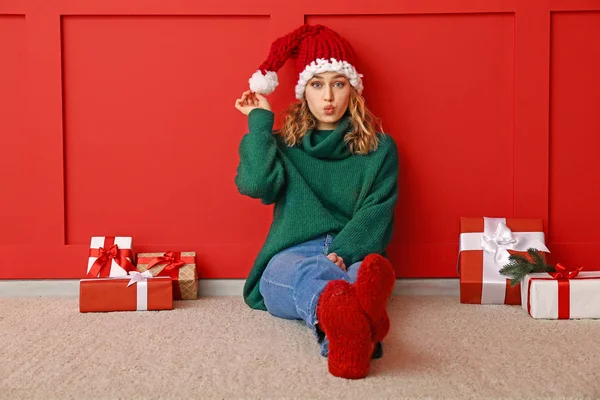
1,1,599,279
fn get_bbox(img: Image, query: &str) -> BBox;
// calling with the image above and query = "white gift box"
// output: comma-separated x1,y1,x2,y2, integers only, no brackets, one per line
522,271,600,319
86,236,135,277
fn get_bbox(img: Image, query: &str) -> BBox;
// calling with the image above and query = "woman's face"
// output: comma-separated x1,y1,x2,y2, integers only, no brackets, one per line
304,71,351,130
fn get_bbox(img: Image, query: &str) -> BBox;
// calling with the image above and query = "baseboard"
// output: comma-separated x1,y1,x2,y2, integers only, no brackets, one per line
0,278,459,297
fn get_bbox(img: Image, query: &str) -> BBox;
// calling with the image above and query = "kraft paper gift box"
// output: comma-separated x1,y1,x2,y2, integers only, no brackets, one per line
79,272,173,312
458,217,550,305
522,268,600,319
86,236,136,278
136,252,198,300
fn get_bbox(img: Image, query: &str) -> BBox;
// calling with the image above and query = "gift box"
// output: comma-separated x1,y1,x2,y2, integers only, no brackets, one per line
522,269,600,319
79,273,173,312
86,236,136,278
458,217,549,304
136,252,198,300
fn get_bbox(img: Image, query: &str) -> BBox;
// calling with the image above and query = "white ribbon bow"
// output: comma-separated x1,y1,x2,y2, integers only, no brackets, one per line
480,221,549,265
127,270,153,311
127,270,153,287
481,222,518,265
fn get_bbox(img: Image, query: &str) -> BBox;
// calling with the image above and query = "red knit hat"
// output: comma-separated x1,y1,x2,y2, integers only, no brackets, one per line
248,24,364,100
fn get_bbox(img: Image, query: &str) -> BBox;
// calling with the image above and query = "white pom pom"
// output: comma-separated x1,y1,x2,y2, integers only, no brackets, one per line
248,70,278,95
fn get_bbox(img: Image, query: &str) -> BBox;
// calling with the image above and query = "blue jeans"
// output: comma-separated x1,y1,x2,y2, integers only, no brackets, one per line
259,234,383,358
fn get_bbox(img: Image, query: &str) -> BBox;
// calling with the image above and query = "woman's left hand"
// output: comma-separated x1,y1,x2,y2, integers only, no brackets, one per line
234,90,272,115
326,253,346,271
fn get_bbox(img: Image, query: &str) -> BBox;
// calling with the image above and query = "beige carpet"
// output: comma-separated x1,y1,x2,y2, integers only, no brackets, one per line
1,296,599,400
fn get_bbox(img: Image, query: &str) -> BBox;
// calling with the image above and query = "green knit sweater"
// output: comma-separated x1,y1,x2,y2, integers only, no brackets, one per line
235,108,399,310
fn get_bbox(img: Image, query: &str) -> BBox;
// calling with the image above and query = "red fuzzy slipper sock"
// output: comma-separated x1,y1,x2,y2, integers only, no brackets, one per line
316,280,373,379
353,254,395,343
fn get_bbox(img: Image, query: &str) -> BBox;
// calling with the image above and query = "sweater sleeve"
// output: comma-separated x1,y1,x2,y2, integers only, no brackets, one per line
326,137,399,265
234,109,285,205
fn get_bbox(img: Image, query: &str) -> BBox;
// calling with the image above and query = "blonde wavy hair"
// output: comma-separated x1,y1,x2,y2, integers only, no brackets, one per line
277,88,382,155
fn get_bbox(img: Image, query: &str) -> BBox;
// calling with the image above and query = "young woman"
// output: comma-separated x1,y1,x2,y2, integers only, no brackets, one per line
234,24,399,379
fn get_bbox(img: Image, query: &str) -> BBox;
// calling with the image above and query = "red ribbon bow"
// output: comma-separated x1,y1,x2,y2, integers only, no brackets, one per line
146,251,186,274
141,251,194,299
87,242,136,278
549,263,584,279
100,245,118,259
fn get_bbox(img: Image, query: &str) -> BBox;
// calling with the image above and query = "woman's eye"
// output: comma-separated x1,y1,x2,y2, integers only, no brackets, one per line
311,82,322,88
334,82,345,88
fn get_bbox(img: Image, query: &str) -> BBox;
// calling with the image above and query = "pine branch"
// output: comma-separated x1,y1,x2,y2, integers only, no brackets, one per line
506,253,530,265
498,262,525,276
528,248,546,270
499,248,555,286
500,260,533,286
526,248,555,272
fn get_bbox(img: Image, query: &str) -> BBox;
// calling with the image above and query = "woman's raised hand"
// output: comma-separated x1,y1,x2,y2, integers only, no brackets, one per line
234,90,272,115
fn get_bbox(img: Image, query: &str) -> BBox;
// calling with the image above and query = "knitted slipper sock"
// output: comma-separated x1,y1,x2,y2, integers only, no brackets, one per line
316,280,373,379
353,254,395,343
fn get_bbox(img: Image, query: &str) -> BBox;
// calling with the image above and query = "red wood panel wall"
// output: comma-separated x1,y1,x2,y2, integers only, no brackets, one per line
1,1,599,279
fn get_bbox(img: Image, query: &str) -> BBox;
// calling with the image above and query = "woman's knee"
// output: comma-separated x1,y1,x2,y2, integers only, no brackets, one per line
260,256,307,320
293,254,349,287
263,253,304,284
346,260,363,283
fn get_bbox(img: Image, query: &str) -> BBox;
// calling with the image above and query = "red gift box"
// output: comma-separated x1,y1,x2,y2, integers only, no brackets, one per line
79,274,172,312
458,217,549,305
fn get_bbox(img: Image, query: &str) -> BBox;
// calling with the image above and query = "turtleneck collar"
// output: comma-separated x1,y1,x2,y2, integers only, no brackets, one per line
301,118,352,160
